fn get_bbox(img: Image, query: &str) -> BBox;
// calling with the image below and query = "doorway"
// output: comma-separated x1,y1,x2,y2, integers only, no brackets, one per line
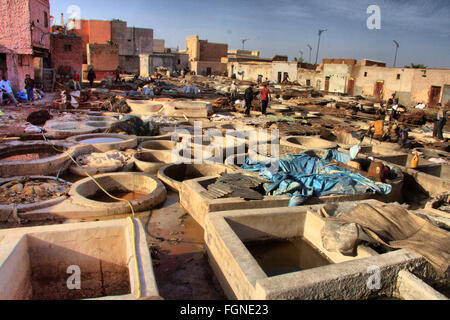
324,76,330,92
278,72,282,83
428,86,442,108
0,53,6,78
374,81,384,100
206,67,212,76
347,78,354,96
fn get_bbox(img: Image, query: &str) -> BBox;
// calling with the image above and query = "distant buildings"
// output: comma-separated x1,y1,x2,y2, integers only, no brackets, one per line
184,35,228,76
229,57,450,107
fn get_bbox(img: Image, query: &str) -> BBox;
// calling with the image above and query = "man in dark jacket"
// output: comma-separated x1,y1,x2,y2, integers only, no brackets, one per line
87,68,96,88
24,74,35,102
244,84,254,116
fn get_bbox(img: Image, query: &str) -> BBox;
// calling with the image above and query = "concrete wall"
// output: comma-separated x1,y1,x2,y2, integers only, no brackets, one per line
191,61,227,76
87,43,119,79
272,61,298,83
71,20,112,63
29,0,50,50
111,20,153,56
50,34,83,76
140,53,189,77
153,39,165,53
119,55,140,74
351,66,450,105
297,68,322,88
228,62,272,81
322,63,353,93
186,35,228,74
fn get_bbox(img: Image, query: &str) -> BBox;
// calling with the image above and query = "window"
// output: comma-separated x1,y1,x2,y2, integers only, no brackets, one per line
17,55,29,66
397,74,401,80
364,72,368,77
44,12,48,28
64,44,72,52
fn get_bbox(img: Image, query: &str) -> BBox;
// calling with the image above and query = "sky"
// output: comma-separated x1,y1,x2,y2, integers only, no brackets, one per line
50,0,450,68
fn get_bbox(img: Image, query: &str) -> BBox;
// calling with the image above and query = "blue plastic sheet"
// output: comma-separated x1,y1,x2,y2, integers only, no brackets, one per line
242,153,392,207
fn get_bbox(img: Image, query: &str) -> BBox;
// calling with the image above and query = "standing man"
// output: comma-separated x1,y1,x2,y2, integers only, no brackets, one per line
433,103,447,140
114,68,121,83
24,74,35,103
244,84,254,117
229,81,237,102
87,68,96,88
0,75,20,107
73,72,81,90
260,83,271,116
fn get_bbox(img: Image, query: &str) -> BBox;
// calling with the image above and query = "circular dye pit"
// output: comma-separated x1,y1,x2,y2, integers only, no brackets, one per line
140,140,178,152
44,122,97,139
67,134,138,152
134,151,174,174
69,172,167,214
0,142,72,177
0,176,71,216
157,163,229,192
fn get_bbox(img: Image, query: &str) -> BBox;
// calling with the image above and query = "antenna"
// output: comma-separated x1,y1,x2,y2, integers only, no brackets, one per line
307,44,312,64
241,39,249,50
393,40,399,67
314,28,327,65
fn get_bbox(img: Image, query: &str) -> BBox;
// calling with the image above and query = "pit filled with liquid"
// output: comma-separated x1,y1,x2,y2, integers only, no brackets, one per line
245,237,332,277
87,190,147,203
79,137,124,144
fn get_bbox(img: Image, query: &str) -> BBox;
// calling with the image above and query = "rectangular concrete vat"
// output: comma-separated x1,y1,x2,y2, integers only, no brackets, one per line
205,201,441,300
181,176,386,228
0,218,158,300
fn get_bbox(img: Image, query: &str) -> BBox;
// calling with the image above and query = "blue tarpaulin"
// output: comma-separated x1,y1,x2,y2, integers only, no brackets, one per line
242,153,392,207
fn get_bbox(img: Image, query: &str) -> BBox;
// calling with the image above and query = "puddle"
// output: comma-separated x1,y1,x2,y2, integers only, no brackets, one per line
245,237,332,277
87,190,147,203
79,138,124,144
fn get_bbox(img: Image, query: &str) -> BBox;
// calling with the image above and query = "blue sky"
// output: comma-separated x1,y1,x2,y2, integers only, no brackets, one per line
50,0,450,68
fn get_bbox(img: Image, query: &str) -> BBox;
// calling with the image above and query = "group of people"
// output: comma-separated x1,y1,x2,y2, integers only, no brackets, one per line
1,74,39,107
367,116,409,145
243,83,271,116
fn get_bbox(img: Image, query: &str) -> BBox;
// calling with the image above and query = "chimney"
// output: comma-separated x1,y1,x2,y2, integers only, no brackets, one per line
61,13,64,26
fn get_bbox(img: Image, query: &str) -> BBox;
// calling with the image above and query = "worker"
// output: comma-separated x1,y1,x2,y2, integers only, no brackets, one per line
433,103,447,140
229,81,237,102
367,116,386,141
257,75,262,85
0,74,20,107
114,68,121,83
398,125,409,145
73,72,81,90
260,83,271,116
282,73,290,84
244,84,254,117
24,74,35,103
388,121,400,143
87,68,96,88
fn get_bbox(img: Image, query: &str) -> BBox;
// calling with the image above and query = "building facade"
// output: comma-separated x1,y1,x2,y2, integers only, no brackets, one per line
0,0,51,91
185,35,227,76
50,34,83,79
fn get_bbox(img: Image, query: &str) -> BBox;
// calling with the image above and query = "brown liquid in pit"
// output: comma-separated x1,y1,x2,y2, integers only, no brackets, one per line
245,237,332,277
87,190,147,203
0,152,57,162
